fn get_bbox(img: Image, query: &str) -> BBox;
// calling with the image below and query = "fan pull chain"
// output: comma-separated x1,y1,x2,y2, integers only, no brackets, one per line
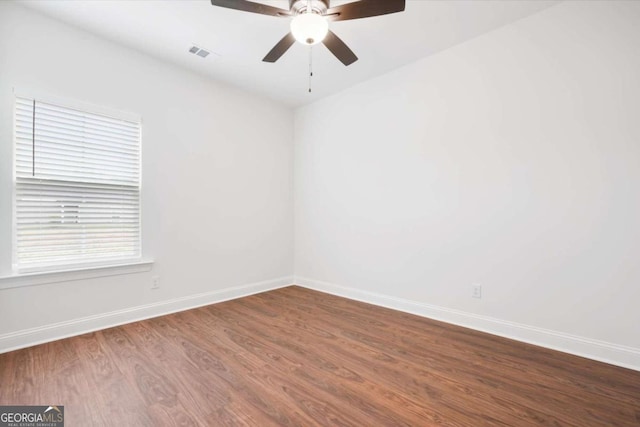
308,45,313,93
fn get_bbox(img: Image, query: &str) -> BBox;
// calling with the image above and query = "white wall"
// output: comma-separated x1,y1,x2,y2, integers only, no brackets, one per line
0,2,293,346
294,1,640,368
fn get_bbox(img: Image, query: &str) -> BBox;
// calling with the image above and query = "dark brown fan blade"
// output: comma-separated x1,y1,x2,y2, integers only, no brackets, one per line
210,0,291,17
263,32,296,63
325,0,405,22
322,31,358,66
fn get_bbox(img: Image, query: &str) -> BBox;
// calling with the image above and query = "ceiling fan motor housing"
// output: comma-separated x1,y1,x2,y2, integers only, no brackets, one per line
290,0,329,15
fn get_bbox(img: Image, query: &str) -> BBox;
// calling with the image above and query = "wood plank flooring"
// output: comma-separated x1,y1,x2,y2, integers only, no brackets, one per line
1,286,639,426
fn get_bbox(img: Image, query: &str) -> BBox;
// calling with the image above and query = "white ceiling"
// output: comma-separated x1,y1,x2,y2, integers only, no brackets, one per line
19,0,560,108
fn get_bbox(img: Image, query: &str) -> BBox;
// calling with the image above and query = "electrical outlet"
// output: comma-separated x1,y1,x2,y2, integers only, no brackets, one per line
472,284,482,299
151,275,160,290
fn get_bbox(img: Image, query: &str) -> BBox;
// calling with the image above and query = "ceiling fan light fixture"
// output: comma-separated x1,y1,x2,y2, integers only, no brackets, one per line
290,12,328,45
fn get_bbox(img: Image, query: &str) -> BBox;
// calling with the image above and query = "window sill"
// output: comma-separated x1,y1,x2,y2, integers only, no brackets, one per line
0,260,154,290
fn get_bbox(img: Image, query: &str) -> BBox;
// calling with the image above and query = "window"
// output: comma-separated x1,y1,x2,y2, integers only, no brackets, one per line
14,96,141,273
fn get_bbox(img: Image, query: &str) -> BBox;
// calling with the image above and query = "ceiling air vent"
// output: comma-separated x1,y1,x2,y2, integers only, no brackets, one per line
188,45,211,58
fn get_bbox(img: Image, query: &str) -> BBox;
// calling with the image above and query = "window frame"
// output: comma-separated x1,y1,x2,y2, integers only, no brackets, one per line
11,89,144,275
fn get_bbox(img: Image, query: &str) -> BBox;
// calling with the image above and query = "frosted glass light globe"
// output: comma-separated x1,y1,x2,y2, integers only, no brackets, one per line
290,13,329,45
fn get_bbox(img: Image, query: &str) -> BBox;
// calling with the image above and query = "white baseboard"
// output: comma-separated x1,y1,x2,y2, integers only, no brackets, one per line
295,276,640,372
0,276,294,354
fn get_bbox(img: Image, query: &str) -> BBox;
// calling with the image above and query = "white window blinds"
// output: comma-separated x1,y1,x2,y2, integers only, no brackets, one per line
14,96,141,271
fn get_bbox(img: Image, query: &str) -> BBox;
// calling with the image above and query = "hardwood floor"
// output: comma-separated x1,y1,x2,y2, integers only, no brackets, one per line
1,286,639,426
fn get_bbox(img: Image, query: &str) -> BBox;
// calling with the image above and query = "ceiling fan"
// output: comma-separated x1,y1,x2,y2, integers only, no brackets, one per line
210,0,406,66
